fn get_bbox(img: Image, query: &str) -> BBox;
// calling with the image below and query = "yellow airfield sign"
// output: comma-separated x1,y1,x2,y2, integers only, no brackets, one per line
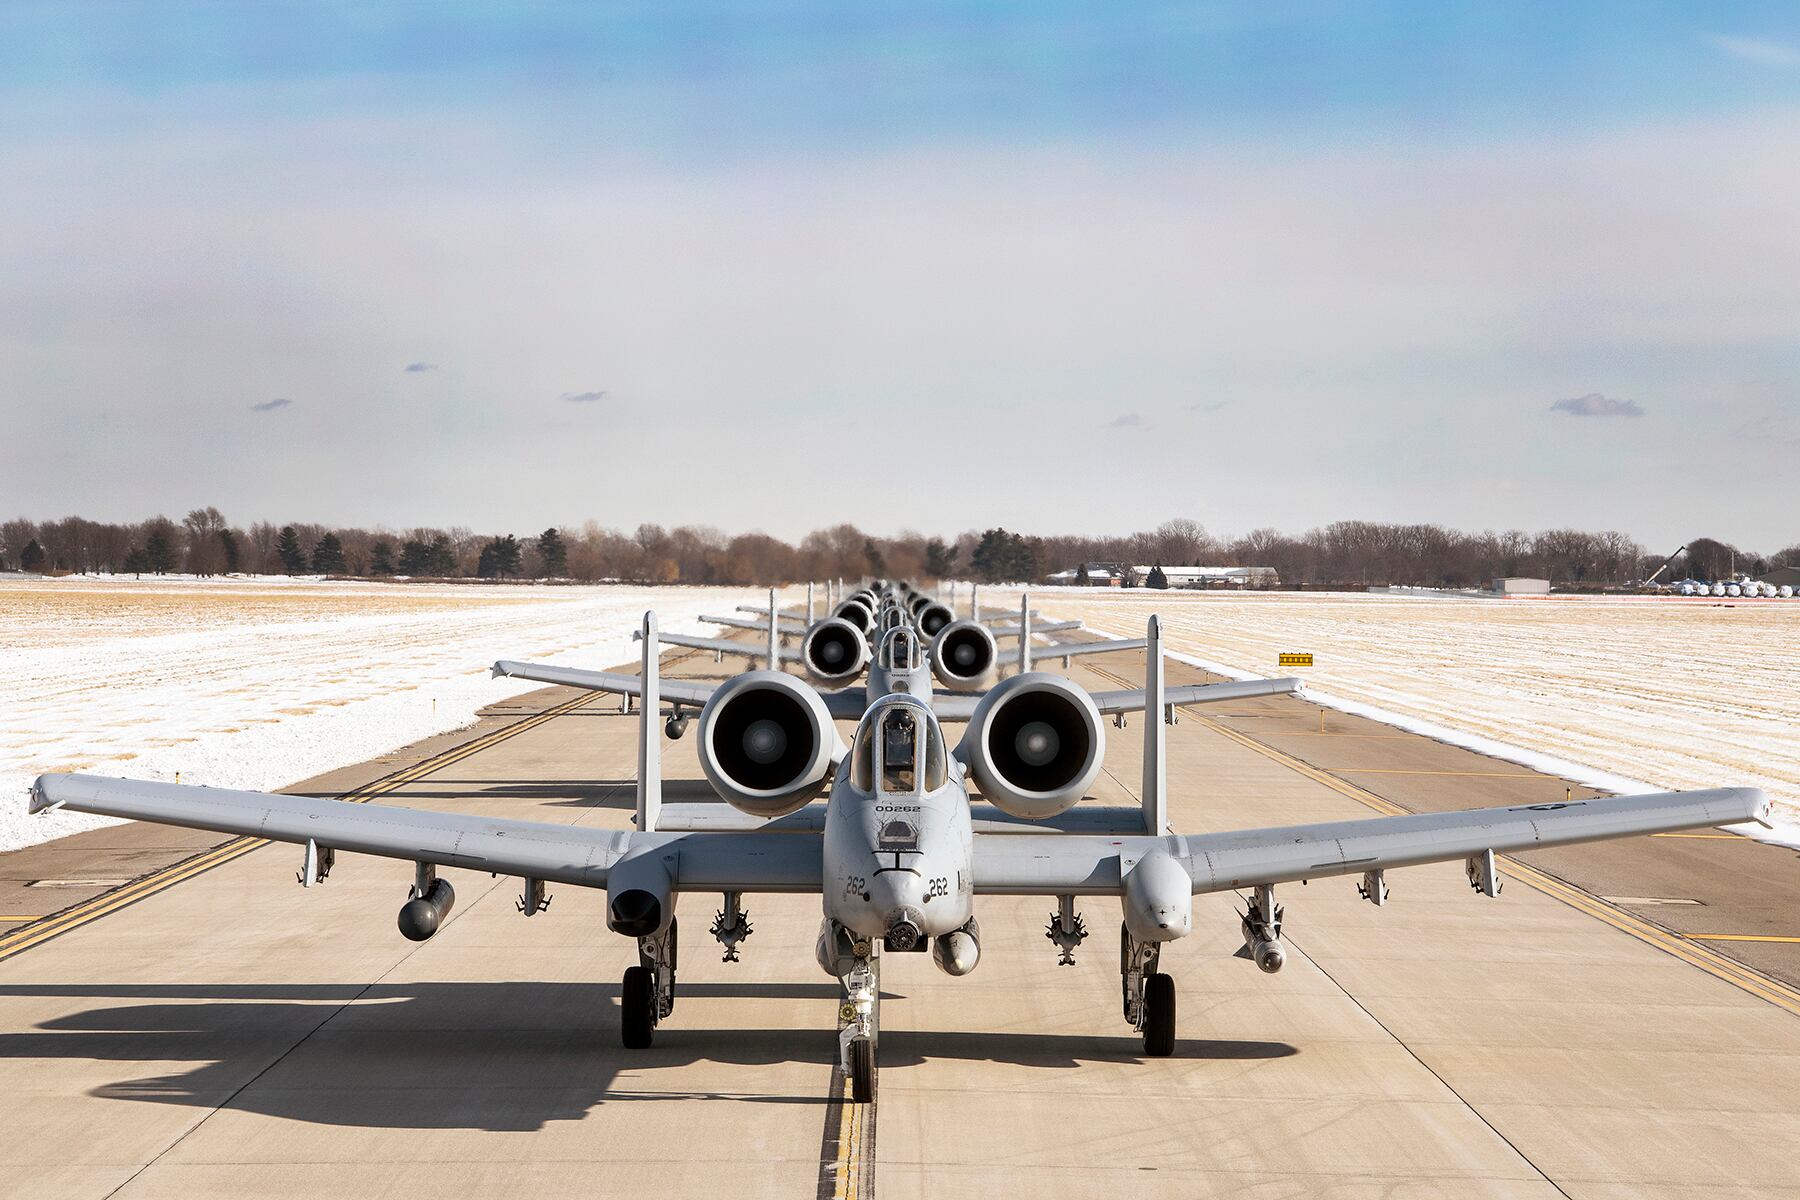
1278,652,1314,667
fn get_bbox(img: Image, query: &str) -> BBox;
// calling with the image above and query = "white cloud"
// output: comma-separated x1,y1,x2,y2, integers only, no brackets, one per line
1550,393,1644,418
1706,34,1800,67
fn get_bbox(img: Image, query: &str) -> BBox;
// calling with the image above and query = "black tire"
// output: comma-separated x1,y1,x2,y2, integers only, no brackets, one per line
849,1038,876,1104
621,965,656,1049
1142,972,1176,1057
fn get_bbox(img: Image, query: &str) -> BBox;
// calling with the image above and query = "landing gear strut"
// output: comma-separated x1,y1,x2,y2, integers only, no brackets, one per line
621,917,678,1049
837,937,881,1103
1121,922,1174,1056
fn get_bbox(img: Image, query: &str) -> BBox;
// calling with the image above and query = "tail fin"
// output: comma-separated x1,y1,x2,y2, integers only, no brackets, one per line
971,583,980,623
1018,593,1032,674
637,611,662,834
806,581,815,626
767,586,779,669
1143,615,1167,836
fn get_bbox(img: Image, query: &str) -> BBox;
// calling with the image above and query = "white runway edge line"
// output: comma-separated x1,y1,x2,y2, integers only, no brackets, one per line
1083,622,1800,854
2,580,780,853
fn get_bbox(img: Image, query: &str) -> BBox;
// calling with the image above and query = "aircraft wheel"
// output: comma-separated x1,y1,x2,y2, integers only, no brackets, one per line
849,1038,876,1103
621,965,656,1049
1142,972,1175,1057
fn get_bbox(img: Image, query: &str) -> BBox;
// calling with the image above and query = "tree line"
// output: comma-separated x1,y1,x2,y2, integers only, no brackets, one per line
1,511,1793,589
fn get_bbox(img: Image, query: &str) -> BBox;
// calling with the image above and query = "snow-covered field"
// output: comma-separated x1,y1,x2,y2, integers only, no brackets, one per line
1016,588,1800,830
2,577,772,851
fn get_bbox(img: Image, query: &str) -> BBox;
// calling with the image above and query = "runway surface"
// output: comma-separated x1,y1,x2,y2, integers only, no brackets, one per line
3,626,1798,1198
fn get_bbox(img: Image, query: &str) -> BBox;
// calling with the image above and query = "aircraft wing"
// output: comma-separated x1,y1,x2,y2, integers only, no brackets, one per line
1088,676,1303,714
491,660,718,709
29,775,822,893
990,620,1082,639
970,788,1765,895
635,630,762,659
994,637,1147,667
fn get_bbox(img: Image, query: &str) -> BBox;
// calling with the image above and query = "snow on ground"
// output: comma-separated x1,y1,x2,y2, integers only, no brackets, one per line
1,577,774,851
1010,587,1800,844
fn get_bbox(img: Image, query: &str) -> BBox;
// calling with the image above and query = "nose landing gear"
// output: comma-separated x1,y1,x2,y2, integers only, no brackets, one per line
836,939,881,1103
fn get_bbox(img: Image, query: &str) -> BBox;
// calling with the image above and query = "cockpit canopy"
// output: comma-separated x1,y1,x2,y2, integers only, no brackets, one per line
876,627,920,673
847,700,947,795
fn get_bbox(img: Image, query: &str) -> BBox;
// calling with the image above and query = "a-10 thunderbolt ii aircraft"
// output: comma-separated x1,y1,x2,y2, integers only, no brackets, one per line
30,610,1767,1103
624,580,1110,695
491,582,1190,759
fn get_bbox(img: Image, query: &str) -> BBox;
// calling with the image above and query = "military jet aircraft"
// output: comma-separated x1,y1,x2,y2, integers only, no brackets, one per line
30,611,1767,1103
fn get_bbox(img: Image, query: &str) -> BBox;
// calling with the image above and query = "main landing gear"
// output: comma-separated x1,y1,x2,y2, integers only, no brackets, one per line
1121,922,1175,1056
621,918,677,1049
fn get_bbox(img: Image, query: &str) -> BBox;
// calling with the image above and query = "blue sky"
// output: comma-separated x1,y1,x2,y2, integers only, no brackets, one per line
4,2,1799,548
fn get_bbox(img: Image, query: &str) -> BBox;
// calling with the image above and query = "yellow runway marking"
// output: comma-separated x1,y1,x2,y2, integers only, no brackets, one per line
1085,662,1800,1020
1696,935,1800,944
0,688,600,964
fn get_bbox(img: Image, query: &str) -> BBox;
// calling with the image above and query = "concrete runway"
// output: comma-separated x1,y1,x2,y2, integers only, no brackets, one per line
3,630,1799,1198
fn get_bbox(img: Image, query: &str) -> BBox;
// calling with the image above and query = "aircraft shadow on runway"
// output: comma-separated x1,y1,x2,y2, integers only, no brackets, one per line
0,982,1296,1131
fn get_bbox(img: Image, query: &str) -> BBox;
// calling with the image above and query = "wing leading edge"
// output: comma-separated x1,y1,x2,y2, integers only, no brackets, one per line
29,774,822,893
970,787,1766,895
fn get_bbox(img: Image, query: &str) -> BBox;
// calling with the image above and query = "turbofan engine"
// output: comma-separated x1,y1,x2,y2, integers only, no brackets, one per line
929,620,999,691
833,598,876,636
958,673,1104,819
801,617,869,685
697,671,840,817
914,601,955,638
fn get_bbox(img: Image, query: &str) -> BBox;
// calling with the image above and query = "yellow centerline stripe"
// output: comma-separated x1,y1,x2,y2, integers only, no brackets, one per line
1696,935,1800,944
1083,661,1800,1018
0,688,598,963
1317,768,1542,777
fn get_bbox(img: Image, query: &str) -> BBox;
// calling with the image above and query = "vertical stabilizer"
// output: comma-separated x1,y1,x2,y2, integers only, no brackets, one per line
637,611,662,834
806,581,815,626
971,583,980,623
1019,593,1032,674
1143,615,1168,836
767,586,779,669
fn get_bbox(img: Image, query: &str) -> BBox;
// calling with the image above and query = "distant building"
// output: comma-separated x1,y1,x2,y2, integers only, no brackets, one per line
1046,562,1125,586
1759,565,1800,590
1491,577,1551,595
1138,566,1280,589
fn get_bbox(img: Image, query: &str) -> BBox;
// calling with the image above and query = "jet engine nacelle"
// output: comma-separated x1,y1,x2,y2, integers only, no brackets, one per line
958,673,1104,819
833,598,876,636
929,620,999,691
801,617,869,685
698,671,839,817
915,601,955,638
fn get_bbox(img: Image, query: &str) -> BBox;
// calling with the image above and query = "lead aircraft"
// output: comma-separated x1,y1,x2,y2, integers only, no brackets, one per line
31,609,1766,1103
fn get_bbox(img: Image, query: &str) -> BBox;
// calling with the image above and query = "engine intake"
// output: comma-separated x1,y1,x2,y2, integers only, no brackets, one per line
801,617,869,685
833,598,876,636
929,620,998,691
958,673,1104,819
914,601,954,638
698,671,838,816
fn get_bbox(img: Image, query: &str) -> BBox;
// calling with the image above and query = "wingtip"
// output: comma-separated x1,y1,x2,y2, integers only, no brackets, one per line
27,775,61,814
490,661,511,679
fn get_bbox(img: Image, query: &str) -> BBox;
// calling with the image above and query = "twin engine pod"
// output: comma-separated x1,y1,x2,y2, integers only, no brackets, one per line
959,673,1105,819
397,877,456,941
801,617,869,685
698,671,841,817
929,620,998,691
